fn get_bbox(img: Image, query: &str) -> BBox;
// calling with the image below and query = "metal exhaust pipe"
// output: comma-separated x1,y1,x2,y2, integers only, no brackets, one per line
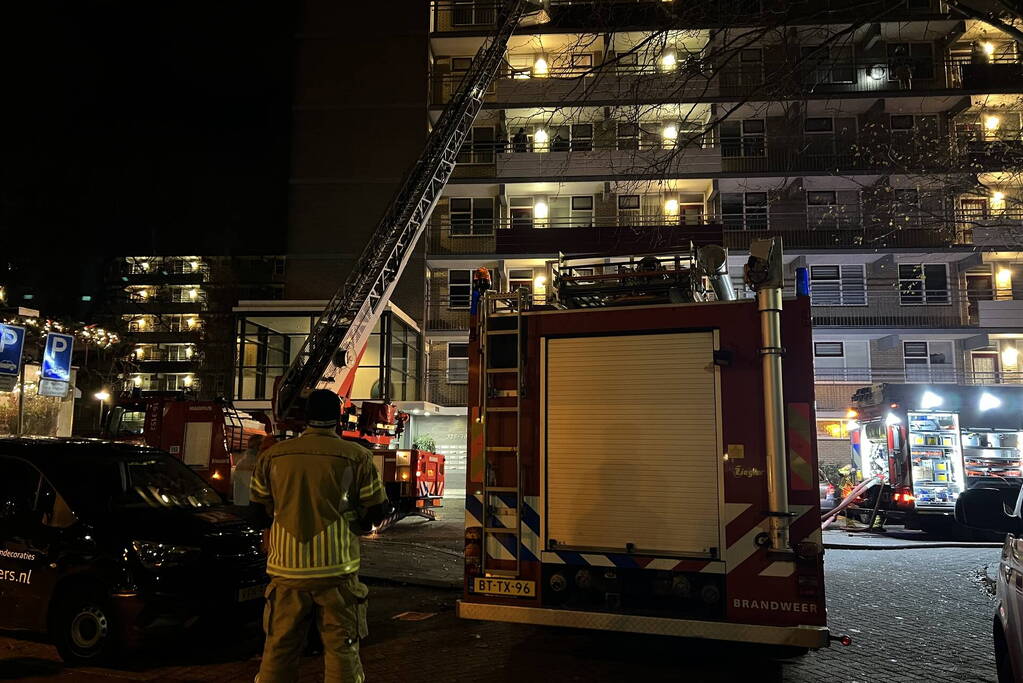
697,245,736,301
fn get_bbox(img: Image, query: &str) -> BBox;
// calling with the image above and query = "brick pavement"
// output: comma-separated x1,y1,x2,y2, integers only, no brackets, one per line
0,547,1000,682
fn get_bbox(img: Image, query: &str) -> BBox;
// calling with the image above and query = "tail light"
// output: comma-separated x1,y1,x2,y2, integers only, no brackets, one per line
892,488,916,507
398,466,411,481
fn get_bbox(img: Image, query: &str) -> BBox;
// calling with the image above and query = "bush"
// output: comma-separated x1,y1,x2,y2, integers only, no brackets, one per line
413,434,437,452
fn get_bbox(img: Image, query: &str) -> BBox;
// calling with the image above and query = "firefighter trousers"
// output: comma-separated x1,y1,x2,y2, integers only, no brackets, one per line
257,574,369,683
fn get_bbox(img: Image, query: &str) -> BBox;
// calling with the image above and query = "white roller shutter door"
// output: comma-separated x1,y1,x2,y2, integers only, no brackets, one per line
544,332,720,556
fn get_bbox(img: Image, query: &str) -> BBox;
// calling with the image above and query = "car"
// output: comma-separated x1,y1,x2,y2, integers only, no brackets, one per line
955,485,1023,683
0,359,17,373
819,481,837,513
0,437,267,665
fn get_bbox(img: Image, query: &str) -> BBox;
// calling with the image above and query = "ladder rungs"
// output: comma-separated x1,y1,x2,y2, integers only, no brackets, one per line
486,367,519,374
484,527,520,534
484,486,518,492
486,329,519,336
486,407,518,412
492,389,518,397
486,446,517,452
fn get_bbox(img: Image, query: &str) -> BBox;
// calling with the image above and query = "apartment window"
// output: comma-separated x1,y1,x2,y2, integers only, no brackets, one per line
452,57,472,73
447,343,470,384
887,43,935,80
725,48,763,87
721,192,768,230
549,195,594,227
801,45,854,84
904,341,955,382
568,53,593,76
508,54,532,79
814,340,870,382
458,126,496,164
804,118,833,133
571,124,593,151
899,264,950,304
617,122,639,150
448,270,472,309
452,1,495,25
614,51,639,74
508,268,534,291
450,197,495,236
809,265,867,306
720,119,765,158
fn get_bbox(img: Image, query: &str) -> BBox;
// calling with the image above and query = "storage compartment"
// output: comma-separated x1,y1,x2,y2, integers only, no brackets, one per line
543,331,721,557
961,428,1023,484
908,412,965,508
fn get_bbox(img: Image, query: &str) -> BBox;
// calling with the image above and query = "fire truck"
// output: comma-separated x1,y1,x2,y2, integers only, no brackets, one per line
104,392,266,497
849,383,1023,530
457,240,833,651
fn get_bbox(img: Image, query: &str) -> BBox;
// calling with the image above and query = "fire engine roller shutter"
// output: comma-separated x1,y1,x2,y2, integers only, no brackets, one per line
544,332,720,556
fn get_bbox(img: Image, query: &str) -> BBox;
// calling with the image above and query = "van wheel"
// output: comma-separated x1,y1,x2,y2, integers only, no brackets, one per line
995,618,1015,683
51,590,119,665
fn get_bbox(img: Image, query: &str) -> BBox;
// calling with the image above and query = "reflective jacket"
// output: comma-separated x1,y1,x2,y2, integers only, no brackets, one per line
250,427,385,579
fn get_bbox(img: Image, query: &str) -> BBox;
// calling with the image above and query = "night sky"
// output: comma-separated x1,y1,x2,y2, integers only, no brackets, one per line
3,0,296,261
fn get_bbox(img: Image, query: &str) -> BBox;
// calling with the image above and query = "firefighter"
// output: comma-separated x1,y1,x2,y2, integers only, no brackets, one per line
251,389,388,683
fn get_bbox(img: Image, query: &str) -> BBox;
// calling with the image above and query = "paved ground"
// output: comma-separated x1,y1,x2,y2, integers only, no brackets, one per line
0,538,1001,682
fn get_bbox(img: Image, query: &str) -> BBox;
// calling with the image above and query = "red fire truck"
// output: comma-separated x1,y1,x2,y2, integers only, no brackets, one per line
105,393,444,524
458,241,834,651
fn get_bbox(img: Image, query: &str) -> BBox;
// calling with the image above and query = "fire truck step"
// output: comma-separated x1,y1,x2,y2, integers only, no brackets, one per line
493,389,518,397
484,486,518,492
486,367,519,374
486,407,518,412
486,329,518,336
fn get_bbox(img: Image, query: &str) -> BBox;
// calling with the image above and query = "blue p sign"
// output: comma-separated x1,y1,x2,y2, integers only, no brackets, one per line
42,333,75,382
0,324,25,377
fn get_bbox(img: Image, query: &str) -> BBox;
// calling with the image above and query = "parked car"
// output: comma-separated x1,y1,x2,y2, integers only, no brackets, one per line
819,481,837,512
955,485,1023,683
0,437,266,664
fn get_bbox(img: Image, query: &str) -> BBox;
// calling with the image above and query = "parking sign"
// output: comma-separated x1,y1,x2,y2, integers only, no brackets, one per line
42,332,75,382
0,324,26,378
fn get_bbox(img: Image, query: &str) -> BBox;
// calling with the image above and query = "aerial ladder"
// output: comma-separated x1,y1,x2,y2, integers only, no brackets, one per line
274,0,551,427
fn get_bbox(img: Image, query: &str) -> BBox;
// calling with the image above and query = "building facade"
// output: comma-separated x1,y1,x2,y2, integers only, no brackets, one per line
425,0,1023,468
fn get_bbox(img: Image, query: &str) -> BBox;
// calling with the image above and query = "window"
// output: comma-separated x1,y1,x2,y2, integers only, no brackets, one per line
723,48,763,87
807,191,847,229
452,1,494,26
509,196,534,229
721,192,768,230
508,268,534,291
570,124,593,152
508,54,532,79
448,270,472,309
800,45,854,84
568,53,593,76
804,118,834,133
814,340,870,382
548,195,594,227
904,340,955,382
614,51,639,74
447,342,470,384
817,419,852,440
887,42,935,80
899,264,949,304
618,194,640,212
809,265,867,306
720,119,765,158
449,197,495,236
452,57,473,73
457,126,496,164
617,122,639,150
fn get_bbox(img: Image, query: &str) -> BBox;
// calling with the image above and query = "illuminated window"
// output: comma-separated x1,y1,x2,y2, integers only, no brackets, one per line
816,419,851,439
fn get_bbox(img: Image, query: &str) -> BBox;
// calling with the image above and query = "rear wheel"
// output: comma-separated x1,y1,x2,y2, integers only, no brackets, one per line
51,589,120,665
994,618,1015,683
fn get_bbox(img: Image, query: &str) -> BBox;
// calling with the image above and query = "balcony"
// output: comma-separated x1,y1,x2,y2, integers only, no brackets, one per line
427,211,970,258
425,303,471,332
815,369,1023,411
978,300,1023,328
810,289,977,329
424,370,469,407
494,143,722,179
431,55,1014,109
426,217,723,257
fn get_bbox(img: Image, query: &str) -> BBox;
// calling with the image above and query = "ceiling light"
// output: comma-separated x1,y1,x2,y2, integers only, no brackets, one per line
920,391,943,410
1001,346,1018,366
979,392,1002,411
533,201,549,219
985,115,1001,130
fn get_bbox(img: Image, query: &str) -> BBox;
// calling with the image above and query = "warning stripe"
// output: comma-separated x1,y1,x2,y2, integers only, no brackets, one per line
787,402,813,492
540,551,724,574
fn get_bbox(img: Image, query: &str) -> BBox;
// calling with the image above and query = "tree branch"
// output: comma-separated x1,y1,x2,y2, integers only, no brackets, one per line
948,0,1023,48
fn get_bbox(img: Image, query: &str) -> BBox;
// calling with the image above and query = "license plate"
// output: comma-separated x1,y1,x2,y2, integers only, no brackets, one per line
237,583,267,602
473,578,535,597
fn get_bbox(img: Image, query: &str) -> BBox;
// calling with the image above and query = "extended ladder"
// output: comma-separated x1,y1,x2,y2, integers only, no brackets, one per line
480,290,526,577
275,0,541,422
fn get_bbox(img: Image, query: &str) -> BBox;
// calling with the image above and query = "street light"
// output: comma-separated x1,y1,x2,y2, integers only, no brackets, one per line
94,390,111,431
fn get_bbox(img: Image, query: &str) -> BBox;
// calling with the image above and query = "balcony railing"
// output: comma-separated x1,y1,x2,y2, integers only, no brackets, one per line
425,303,472,331
815,369,1023,410
425,210,984,256
424,370,469,406
431,55,1022,106
810,288,1023,328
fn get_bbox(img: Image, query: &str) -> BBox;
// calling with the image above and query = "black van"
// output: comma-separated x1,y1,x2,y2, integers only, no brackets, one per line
0,437,267,664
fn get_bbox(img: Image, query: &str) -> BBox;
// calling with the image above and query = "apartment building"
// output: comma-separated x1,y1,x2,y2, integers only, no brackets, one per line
425,0,1023,466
